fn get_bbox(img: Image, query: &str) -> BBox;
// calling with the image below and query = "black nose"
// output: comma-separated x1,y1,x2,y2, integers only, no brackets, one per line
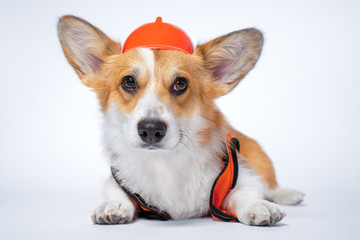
138,120,167,144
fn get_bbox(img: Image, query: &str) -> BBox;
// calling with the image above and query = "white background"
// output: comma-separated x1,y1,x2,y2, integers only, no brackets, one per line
0,0,359,239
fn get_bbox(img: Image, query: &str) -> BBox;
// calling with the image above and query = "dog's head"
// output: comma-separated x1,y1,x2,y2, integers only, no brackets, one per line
58,16,263,152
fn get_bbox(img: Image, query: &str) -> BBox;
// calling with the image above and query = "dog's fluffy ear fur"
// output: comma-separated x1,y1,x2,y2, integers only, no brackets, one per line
195,29,263,97
57,15,120,87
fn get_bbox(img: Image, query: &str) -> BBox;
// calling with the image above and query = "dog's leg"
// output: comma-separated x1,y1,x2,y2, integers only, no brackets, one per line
227,125,304,205
264,186,305,205
91,176,136,224
222,164,286,226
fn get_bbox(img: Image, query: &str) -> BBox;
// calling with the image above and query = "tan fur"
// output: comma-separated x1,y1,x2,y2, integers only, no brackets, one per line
101,51,154,113
225,123,278,188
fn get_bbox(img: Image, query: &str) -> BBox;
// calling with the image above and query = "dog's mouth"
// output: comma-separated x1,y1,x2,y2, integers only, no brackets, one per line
139,140,180,151
140,143,163,150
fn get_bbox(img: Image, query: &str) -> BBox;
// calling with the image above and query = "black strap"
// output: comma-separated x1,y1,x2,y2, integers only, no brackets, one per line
110,166,171,221
230,137,240,189
208,137,240,222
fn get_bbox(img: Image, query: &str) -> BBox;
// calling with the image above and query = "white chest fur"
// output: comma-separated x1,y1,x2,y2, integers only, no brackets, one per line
110,142,222,219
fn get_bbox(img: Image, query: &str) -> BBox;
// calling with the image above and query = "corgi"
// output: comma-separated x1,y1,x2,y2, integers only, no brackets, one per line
57,15,304,226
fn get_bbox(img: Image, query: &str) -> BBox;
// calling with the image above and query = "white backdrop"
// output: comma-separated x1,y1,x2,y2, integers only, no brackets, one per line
0,0,359,239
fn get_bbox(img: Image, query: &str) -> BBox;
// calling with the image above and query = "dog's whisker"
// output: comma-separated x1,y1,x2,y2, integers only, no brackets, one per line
101,116,123,129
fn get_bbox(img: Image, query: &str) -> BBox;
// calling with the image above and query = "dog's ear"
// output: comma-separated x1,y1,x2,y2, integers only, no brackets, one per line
57,15,120,87
195,28,263,97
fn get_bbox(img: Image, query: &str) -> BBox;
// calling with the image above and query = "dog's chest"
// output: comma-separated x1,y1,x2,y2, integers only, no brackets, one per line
113,149,221,219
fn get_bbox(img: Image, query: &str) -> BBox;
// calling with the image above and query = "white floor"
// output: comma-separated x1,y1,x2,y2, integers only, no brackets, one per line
1,191,357,240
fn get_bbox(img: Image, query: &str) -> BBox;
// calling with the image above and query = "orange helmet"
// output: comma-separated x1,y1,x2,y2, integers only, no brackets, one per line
122,17,194,54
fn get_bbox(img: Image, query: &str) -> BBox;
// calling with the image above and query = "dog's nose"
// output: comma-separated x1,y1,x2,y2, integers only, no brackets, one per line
138,120,167,144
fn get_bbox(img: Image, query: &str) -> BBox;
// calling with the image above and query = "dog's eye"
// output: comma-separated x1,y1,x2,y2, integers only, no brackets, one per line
171,77,188,95
121,75,137,93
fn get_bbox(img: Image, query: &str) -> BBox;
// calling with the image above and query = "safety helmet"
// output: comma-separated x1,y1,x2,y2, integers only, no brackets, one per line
122,17,194,54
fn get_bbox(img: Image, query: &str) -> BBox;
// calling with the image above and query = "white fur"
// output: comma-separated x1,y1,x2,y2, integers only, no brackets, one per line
137,48,155,80
92,47,285,225
125,89,181,150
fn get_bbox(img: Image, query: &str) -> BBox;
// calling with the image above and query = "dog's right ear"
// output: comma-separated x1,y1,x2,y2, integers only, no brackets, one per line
57,15,120,87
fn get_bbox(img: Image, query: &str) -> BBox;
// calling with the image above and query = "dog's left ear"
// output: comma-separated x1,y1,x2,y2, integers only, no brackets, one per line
195,28,263,97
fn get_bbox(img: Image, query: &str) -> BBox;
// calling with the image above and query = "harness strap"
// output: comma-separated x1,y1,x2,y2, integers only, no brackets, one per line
209,134,240,222
111,166,171,221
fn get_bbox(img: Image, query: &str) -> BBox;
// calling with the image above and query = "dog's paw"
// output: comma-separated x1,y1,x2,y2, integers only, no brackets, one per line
91,200,135,224
236,200,286,226
268,187,305,205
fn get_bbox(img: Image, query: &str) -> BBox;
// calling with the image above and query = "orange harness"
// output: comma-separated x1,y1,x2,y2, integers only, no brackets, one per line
111,133,240,222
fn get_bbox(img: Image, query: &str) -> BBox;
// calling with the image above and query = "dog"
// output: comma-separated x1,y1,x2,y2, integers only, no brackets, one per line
57,15,304,226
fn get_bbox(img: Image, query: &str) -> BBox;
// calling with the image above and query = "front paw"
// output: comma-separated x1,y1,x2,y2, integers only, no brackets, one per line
236,200,286,226
91,200,135,224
